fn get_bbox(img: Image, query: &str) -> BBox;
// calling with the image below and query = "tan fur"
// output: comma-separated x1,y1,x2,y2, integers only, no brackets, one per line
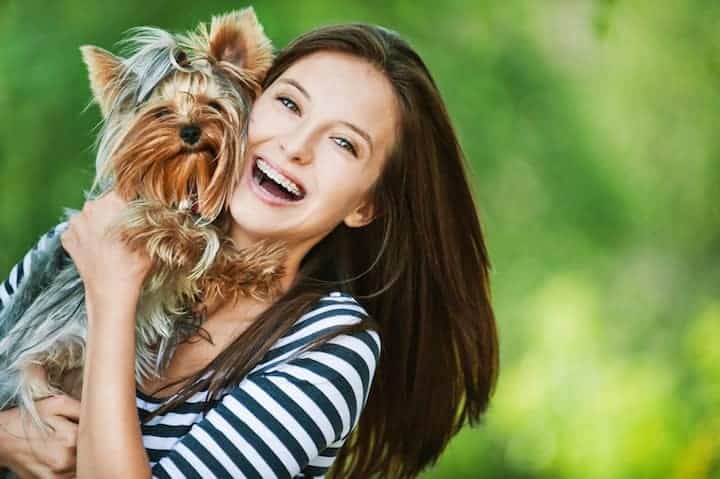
200,238,288,307
105,80,242,221
114,202,287,308
80,45,124,117
179,8,273,96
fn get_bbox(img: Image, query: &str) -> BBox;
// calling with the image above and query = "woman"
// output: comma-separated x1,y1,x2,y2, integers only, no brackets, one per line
0,23,498,478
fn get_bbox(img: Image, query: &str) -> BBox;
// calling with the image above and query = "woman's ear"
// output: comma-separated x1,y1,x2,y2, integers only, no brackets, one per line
343,199,376,228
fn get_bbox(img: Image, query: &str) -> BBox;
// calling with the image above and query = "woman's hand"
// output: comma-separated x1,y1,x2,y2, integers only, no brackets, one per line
0,395,81,478
60,191,151,317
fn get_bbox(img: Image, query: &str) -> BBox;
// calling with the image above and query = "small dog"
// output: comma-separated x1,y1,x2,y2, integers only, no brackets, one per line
0,8,287,424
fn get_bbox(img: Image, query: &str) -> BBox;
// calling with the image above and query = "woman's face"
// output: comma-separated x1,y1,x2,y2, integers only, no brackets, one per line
229,51,398,253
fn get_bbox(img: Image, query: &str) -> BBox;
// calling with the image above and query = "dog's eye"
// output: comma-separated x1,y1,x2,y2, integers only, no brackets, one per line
208,101,222,112
155,107,171,119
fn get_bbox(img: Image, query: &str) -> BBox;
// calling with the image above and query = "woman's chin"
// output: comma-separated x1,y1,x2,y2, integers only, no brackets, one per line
229,219,272,246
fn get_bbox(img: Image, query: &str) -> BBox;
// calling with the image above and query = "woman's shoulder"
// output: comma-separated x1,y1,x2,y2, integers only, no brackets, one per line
302,290,370,321
247,290,381,377
289,290,374,335
299,289,380,355
287,290,378,347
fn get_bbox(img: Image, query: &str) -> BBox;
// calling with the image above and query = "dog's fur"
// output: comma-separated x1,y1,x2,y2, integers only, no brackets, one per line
0,8,287,425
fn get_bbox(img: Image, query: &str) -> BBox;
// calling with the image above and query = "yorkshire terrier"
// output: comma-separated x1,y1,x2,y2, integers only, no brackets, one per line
0,8,288,425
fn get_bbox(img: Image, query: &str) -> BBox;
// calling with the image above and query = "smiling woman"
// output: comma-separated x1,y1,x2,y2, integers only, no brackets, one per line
230,50,398,266
0,21,497,479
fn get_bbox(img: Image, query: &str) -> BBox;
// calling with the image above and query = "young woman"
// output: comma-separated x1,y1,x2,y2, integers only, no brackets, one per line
0,24,498,478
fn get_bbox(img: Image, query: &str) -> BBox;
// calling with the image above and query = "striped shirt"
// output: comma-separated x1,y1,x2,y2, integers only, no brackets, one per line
1,226,381,478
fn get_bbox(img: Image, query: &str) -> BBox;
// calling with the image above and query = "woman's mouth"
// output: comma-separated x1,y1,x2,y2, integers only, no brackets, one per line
250,156,306,204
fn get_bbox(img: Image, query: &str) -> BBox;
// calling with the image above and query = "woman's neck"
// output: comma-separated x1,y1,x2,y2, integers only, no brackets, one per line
230,227,320,298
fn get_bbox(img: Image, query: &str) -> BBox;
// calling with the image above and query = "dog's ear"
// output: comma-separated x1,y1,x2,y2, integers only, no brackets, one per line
206,8,273,90
80,45,125,118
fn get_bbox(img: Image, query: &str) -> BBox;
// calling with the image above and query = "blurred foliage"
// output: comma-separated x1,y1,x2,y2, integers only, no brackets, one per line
1,0,718,477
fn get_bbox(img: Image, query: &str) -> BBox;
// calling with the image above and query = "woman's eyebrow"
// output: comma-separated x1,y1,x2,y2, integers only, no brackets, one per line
339,120,373,154
277,78,311,100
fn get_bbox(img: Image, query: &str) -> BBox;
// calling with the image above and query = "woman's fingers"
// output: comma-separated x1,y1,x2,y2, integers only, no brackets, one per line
0,398,80,478
86,190,126,226
62,192,130,254
59,218,77,254
41,395,81,423
60,209,91,258
38,415,78,464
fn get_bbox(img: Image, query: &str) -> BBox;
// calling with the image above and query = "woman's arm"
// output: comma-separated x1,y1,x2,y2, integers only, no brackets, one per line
77,289,149,478
60,192,152,479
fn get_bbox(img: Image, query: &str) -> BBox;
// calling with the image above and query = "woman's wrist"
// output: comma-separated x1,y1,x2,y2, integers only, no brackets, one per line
85,282,142,320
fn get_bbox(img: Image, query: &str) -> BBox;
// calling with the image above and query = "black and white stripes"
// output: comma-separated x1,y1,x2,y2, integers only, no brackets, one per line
143,293,380,478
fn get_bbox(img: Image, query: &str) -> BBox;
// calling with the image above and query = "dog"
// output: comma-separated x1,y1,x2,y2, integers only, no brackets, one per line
0,8,287,425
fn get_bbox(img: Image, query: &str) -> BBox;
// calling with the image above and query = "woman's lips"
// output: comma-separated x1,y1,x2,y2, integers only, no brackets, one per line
251,155,306,197
247,156,306,206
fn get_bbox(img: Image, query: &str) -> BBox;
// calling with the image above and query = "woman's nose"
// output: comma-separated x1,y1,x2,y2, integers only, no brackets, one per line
279,126,313,165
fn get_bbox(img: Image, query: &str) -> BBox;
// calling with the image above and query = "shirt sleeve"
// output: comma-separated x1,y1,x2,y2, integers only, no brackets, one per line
151,326,381,479
0,223,66,312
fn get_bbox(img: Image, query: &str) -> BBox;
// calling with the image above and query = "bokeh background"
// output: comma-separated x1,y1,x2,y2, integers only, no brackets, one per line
1,0,718,477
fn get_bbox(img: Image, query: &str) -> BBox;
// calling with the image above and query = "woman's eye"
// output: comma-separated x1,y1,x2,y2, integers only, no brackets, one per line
277,96,300,114
332,137,357,157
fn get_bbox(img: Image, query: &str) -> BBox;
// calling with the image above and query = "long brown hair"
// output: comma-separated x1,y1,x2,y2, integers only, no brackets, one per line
148,23,499,478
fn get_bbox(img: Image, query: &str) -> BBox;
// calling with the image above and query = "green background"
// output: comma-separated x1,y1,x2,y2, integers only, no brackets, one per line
1,1,718,477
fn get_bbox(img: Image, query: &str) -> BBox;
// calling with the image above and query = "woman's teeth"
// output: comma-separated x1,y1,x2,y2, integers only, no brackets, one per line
254,158,305,200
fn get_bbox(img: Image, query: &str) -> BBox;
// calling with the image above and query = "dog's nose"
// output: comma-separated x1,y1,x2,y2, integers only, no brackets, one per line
180,125,201,145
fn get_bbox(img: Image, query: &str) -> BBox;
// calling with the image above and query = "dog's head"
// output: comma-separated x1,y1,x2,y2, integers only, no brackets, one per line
82,8,272,221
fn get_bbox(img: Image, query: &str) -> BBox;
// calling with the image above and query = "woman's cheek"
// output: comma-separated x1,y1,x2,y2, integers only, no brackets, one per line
247,101,276,138
248,100,288,131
